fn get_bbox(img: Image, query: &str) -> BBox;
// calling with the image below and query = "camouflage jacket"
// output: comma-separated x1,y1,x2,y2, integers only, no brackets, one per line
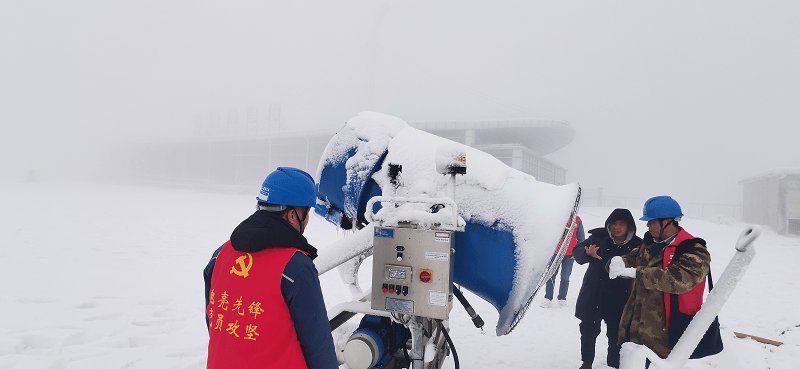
616,228,711,358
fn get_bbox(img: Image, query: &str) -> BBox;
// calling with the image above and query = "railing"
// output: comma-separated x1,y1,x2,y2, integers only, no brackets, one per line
581,188,741,220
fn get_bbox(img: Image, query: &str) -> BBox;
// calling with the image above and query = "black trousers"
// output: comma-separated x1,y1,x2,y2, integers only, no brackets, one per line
579,313,623,368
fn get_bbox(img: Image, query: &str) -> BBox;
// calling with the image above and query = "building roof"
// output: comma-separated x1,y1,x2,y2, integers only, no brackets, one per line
739,168,800,184
408,119,575,155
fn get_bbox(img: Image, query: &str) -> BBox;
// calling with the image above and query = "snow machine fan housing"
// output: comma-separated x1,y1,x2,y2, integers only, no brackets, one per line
314,112,581,335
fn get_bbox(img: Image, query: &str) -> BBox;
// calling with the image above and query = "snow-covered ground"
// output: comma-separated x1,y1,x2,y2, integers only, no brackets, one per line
1,181,798,368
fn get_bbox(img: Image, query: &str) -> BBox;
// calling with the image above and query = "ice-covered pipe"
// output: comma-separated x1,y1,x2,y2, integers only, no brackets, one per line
314,112,580,335
314,223,375,276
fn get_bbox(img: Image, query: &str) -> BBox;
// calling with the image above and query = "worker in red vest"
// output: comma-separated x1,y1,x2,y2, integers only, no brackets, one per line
203,167,338,368
609,196,712,362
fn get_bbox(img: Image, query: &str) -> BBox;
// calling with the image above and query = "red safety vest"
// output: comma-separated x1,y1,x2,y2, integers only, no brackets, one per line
662,229,706,328
556,216,581,256
207,241,308,368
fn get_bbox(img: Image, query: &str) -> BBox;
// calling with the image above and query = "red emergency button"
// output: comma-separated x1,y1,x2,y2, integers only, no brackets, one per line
419,269,432,283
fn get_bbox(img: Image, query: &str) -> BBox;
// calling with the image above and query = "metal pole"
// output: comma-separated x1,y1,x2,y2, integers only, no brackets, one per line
408,316,426,369
451,173,458,228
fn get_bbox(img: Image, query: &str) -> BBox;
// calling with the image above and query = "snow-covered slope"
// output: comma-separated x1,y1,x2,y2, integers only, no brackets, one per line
0,182,797,368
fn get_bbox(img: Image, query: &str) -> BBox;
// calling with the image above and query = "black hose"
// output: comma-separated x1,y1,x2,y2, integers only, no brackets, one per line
436,320,459,369
329,311,356,331
453,286,484,330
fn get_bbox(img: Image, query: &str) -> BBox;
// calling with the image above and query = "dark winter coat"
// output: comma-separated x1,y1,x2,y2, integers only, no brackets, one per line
573,209,642,322
616,228,711,359
203,210,338,369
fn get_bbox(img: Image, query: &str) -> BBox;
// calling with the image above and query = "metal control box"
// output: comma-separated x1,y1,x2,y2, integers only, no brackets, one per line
371,227,454,320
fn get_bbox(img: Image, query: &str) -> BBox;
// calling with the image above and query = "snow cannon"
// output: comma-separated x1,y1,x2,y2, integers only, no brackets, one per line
315,112,581,335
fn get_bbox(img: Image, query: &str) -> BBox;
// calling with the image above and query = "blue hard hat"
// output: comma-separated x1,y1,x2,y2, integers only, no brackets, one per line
256,167,317,207
640,196,683,221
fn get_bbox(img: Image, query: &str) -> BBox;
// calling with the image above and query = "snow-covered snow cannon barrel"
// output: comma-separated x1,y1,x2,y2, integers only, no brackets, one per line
314,112,581,336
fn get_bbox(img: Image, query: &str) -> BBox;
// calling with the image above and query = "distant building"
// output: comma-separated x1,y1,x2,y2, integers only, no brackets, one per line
740,169,800,235
118,118,574,191
410,120,573,185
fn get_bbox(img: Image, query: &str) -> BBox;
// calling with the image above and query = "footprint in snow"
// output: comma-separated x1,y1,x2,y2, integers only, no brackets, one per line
75,301,100,309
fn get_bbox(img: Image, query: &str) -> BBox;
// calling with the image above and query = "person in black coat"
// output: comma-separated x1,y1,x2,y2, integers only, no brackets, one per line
572,208,642,369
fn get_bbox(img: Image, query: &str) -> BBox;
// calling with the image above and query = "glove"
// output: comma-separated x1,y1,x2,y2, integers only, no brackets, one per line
609,256,637,279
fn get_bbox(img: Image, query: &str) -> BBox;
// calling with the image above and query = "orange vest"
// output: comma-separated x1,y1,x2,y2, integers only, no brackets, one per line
207,241,307,368
662,229,706,328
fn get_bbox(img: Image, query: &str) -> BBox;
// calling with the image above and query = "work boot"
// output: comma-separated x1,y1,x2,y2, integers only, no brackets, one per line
578,363,592,369
540,299,552,308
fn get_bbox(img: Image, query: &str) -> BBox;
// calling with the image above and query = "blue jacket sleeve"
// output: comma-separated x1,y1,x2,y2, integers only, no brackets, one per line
281,252,339,369
204,245,224,329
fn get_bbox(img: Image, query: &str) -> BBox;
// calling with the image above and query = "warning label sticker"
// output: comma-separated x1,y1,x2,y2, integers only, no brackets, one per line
385,297,414,314
425,251,449,262
429,291,447,306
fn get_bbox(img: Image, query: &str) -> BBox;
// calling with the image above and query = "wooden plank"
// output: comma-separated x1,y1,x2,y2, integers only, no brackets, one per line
734,332,783,346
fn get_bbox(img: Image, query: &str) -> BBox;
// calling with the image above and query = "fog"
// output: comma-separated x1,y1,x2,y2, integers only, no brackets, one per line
2,1,799,209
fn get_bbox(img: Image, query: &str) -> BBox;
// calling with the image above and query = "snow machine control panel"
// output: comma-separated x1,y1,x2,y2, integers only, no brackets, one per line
371,226,454,320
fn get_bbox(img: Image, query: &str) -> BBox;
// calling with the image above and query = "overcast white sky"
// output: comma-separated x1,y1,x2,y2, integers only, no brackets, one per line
2,1,799,207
